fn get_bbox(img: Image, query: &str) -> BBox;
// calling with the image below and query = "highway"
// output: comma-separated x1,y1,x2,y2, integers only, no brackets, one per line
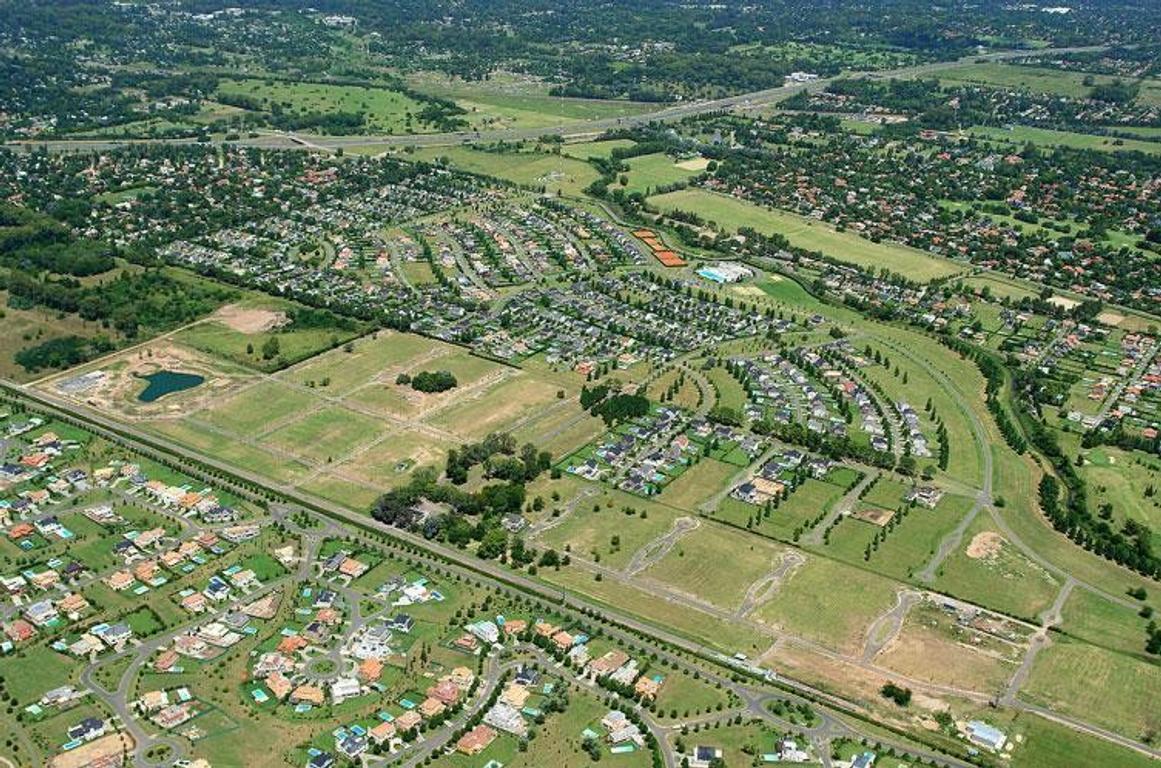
4,45,1107,156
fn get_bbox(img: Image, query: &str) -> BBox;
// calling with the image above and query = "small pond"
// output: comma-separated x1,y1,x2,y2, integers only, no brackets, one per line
137,370,205,403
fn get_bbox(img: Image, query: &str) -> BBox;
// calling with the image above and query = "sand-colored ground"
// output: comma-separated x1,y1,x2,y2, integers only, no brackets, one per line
39,341,252,420
212,303,289,334
675,156,711,171
49,731,134,768
966,530,1004,560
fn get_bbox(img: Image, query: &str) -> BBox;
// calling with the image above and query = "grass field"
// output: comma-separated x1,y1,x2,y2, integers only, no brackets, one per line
427,373,563,440
561,138,636,159
544,565,768,654
617,152,700,195
282,330,442,396
657,458,737,511
968,125,1161,155
753,553,899,654
413,145,601,196
649,188,965,281
1080,446,1161,534
1059,587,1156,659
174,297,365,372
538,490,685,571
197,380,317,436
938,63,1126,98
263,405,391,464
215,78,429,134
1021,638,1161,742
406,70,661,131
643,522,787,611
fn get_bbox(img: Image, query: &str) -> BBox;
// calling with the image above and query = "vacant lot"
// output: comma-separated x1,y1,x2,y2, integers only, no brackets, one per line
643,522,786,611
649,189,965,281
263,405,391,465
933,514,1061,621
1022,639,1161,742
618,152,701,195
753,553,899,654
657,458,737,511
427,372,561,440
282,330,442,395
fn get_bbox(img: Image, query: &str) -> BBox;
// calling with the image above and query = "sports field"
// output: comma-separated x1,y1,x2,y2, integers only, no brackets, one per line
618,152,701,195
648,188,966,281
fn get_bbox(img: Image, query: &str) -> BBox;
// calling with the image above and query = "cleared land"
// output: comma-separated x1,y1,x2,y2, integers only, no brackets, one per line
215,78,428,134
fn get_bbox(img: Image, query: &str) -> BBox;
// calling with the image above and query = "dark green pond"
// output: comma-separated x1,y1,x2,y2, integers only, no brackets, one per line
137,370,205,402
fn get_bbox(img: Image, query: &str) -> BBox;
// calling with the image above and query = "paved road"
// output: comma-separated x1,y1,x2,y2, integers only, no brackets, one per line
5,46,1108,156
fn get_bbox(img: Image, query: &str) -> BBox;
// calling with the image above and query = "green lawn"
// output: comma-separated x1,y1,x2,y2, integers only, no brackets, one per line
968,125,1161,155
413,146,601,196
649,188,965,281
617,152,701,195
1021,638,1161,742
215,78,430,134
753,553,899,654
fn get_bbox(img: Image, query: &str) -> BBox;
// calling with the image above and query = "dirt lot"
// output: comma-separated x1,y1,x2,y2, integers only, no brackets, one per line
37,341,253,420
966,531,1004,560
213,303,289,333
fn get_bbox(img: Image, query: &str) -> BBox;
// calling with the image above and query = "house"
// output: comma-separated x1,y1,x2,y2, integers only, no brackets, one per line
66,717,106,743
3,619,36,643
499,682,530,709
23,599,59,627
57,592,90,618
483,702,527,736
335,733,367,759
289,685,325,706
690,745,724,768
357,657,383,684
93,622,132,648
601,710,641,746
418,696,446,718
634,675,662,700
368,720,396,746
447,666,475,689
387,614,414,633
394,711,422,733
851,753,876,768
457,724,497,755
266,672,293,701
181,592,208,614
105,571,134,591
154,650,179,672
307,751,335,768
338,557,368,579
330,677,361,704
427,679,461,705
588,650,630,678
964,721,1007,752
